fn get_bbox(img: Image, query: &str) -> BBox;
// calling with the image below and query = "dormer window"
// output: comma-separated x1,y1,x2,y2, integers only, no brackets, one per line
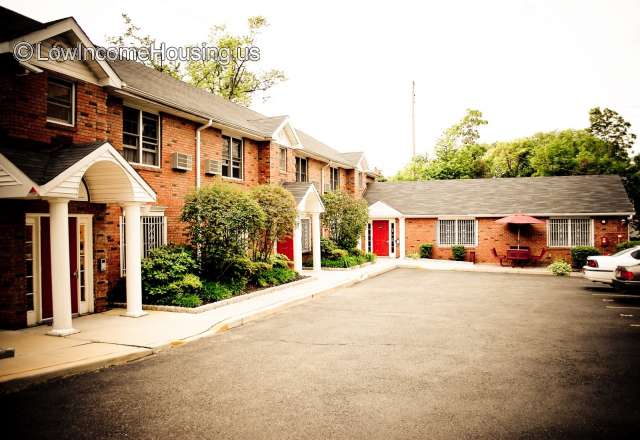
46,77,75,126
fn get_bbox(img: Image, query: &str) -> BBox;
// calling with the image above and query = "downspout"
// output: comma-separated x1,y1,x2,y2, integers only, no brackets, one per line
196,119,214,188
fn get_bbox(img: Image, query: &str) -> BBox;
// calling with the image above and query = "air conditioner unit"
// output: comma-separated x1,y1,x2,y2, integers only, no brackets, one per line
171,152,192,171
204,159,222,175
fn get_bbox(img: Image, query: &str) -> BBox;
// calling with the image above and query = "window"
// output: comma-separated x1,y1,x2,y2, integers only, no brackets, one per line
279,147,287,172
390,221,396,254
119,214,167,276
222,135,243,179
301,218,311,252
79,224,86,302
296,157,308,182
330,167,340,191
548,218,592,247
47,77,75,126
366,223,372,253
25,223,35,311
438,219,476,246
123,106,160,166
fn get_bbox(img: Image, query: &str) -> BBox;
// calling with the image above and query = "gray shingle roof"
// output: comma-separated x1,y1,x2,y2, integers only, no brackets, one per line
364,175,635,216
282,182,314,205
295,130,354,167
0,138,106,185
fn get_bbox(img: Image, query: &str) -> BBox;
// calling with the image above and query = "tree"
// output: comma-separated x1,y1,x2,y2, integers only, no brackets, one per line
186,17,286,105
484,139,535,177
107,13,183,79
108,14,286,105
391,155,430,181
249,185,297,261
181,183,265,280
588,107,636,161
321,191,369,250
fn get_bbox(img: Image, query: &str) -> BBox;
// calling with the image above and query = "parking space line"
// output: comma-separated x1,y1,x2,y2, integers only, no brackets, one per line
606,306,640,310
592,293,640,298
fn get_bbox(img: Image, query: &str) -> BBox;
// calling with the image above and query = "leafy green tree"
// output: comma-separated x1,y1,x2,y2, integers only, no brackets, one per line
484,139,535,177
391,155,430,181
588,107,636,161
186,17,286,105
107,13,183,79
108,14,286,105
321,191,369,250
181,183,265,280
249,185,297,261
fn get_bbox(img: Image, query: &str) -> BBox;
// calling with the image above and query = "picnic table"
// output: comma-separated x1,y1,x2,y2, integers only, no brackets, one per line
506,248,531,267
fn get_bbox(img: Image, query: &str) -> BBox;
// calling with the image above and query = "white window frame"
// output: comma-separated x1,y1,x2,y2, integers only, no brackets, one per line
330,167,340,191
221,134,244,180
301,217,311,252
46,77,75,127
296,157,308,182
120,211,167,276
547,217,594,248
279,147,287,172
436,218,478,247
122,105,161,167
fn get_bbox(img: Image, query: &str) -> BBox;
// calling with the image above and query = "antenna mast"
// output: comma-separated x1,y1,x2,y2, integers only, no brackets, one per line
411,80,416,157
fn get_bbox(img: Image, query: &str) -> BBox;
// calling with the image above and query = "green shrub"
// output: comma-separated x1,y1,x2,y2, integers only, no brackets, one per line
181,183,265,281
249,185,297,261
419,243,433,258
451,245,466,261
616,240,640,252
364,252,376,263
320,237,338,258
407,252,420,260
349,248,364,257
172,294,202,308
549,259,572,276
254,267,297,287
270,253,291,269
330,248,349,259
321,191,369,250
201,281,233,302
142,246,199,304
321,253,373,268
570,246,600,268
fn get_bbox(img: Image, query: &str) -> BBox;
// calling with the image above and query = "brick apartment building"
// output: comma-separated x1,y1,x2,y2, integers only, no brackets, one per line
0,7,377,330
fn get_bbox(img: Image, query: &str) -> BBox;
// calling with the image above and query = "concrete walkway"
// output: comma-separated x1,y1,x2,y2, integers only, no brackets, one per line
0,258,575,391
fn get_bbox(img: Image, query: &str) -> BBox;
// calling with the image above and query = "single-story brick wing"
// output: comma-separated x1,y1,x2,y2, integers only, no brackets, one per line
362,175,635,263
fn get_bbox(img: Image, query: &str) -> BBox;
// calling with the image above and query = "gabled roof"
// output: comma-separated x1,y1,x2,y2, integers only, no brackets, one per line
282,181,324,213
295,130,354,168
0,138,105,185
364,175,635,217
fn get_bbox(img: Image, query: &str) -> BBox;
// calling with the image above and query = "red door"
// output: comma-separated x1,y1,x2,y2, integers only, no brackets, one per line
372,220,389,256
40,217,78,319
277,236,294,260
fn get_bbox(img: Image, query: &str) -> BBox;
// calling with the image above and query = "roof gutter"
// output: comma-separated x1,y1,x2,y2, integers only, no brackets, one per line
196,119,213,188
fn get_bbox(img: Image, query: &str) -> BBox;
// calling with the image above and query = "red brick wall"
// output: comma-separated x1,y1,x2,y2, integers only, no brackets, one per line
0,67,109,144
404,216,629,264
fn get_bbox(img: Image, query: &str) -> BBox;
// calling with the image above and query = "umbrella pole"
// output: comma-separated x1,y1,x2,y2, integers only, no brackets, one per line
517,226,520,250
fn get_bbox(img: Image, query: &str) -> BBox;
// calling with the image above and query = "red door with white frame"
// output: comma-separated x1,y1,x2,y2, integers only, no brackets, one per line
372,220,389,256
40,217,78,320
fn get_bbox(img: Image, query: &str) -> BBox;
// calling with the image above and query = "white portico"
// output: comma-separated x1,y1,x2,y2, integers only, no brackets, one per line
0,141,156,335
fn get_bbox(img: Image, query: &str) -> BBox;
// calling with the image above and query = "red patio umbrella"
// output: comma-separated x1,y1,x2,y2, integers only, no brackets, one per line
495,213,544,249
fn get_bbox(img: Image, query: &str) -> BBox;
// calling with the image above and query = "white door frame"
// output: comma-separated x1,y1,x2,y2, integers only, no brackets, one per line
25,213,94,324
368,218,396,258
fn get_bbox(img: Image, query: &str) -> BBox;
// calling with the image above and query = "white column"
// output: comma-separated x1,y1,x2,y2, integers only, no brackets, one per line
293,216,303,273
123,203,146,317
47,198,78,336
399,217,406,259
311,212,321,272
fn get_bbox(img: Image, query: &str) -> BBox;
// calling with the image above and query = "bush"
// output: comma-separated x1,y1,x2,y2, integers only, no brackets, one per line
249,185,297,261
451,245,466,261
407,252,420,260
201,281,233,302
271,253,291,269
571,246,600,269
616,240,640,252
549,259,572,276
172,294,202,308
181,183,265,280
321,253,375,268
419,243,433,259
253,267,297,287
330,248,349,259
321,191,369,250
320,237,338,258
141,246,198,304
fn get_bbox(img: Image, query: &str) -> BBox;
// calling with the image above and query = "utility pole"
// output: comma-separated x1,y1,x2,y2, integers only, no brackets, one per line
411,80,416,158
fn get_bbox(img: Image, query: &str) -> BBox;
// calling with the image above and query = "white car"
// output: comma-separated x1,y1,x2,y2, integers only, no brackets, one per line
583,246,640,285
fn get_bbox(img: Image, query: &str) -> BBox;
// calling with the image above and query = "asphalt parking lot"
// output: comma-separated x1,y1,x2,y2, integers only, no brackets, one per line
3,269,640,439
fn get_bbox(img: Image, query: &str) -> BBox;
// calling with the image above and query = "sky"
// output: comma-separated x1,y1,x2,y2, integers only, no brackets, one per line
5,0,640,175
